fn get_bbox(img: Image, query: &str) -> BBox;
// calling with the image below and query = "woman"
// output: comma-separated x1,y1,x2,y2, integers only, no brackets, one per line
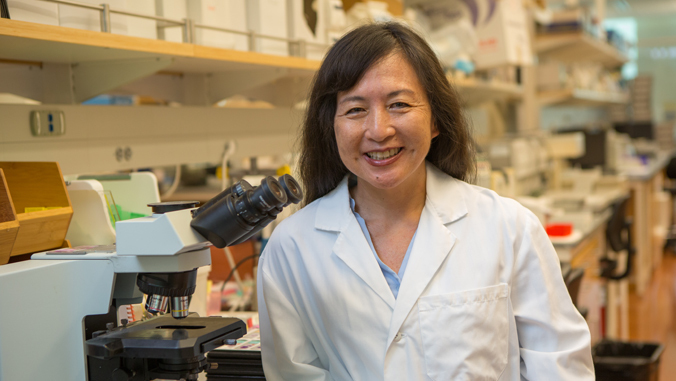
257,22,594,380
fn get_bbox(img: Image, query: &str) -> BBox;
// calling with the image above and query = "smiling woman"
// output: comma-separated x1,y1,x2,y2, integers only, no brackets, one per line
334,52,437,193
257,22,595,381
298,21,475,205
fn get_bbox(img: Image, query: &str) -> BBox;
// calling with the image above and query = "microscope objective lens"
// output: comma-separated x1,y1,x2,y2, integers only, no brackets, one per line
145,294,169,314
171,296,190,319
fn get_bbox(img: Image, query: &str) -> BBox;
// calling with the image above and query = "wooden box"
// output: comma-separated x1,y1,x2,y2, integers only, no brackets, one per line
0,162,73,262
0,169,20,265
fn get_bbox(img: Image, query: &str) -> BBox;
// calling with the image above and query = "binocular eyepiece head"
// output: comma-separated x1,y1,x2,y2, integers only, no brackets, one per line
190,174,303,248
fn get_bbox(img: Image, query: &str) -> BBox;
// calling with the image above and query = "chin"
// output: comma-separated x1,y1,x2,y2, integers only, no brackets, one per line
361,173,406,190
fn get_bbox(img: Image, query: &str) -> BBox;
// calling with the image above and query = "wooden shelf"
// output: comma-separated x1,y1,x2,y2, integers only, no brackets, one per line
535,32,629,68
0,169,19,265
0,18,321,74
538,88,630,107
449,77,524,106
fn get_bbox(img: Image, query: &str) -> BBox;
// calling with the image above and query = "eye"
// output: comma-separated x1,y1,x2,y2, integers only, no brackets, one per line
345,107,366,115
390,102,410,109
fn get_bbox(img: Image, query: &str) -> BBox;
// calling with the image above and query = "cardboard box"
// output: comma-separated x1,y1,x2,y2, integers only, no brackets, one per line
342,0,402,16
472,0,533,69
247,0,289,56
287,0,328,60
59,0,128,35
537,61,568,91
0,162,73,259
7,0,59,26
188,0,247,50
126,0,156,40
155,0,186,43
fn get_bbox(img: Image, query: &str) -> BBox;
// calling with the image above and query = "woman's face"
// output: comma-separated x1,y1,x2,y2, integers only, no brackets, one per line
334,52,438,191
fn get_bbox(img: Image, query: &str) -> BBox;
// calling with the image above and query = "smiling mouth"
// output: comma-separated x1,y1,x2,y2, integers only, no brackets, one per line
365,148,402,160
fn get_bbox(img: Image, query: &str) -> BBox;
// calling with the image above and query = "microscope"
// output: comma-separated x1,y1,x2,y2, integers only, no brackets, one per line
0,174,303,381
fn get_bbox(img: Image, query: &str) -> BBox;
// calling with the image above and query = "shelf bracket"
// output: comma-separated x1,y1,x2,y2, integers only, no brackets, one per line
208,69,290,104
72,57,173,103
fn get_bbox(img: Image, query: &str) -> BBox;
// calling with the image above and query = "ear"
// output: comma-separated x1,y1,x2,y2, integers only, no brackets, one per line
431,122,440,139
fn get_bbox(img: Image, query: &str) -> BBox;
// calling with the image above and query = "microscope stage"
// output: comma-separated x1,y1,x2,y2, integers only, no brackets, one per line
86,315,247,360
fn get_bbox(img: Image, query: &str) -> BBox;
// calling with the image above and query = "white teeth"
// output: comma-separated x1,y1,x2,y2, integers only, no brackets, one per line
366,148,401,160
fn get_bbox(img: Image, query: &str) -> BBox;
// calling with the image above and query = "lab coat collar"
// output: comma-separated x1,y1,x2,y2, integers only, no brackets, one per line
423,162,469,225
314,162,468,232
313,162,469,324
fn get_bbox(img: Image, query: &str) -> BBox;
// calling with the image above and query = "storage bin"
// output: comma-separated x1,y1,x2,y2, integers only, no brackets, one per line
7,0,59,26
287,0,329,60
593,340,664,381
0,169,20,265
187,0,247,51
246,0,289,56
0,162,73,259
58,0,128,35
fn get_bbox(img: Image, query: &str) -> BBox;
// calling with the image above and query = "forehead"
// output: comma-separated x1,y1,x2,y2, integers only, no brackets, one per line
340,52,425,97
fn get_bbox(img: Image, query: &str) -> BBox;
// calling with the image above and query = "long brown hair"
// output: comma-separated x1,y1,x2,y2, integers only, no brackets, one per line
298,22,476,205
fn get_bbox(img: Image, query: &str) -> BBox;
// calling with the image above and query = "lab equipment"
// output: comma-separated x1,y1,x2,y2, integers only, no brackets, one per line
599,198,634,280
0,174,303,380
545,132,585,189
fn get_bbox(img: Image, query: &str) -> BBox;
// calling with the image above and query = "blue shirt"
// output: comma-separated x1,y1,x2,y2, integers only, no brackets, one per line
350,197,416,298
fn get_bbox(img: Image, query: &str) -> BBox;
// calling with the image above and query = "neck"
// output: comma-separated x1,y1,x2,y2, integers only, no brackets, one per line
351,163,427,222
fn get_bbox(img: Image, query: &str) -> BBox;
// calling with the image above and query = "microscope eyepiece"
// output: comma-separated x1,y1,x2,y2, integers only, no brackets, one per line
279,174,303,206
250,176,287,212
232,180,252,197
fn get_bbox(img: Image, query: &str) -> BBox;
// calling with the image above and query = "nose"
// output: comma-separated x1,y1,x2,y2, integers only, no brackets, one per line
364,107,395,142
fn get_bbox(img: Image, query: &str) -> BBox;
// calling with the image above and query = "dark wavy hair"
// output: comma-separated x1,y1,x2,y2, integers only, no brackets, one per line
298,22,476,205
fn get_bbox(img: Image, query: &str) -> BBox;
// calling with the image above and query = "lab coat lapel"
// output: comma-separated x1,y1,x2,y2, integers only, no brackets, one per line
386,163,468,347
315,177,396,309
333,219,396,309
386,204,456,345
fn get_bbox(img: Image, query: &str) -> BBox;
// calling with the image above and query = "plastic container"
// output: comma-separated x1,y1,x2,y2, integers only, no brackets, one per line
593,340,664,381
546,223,573,236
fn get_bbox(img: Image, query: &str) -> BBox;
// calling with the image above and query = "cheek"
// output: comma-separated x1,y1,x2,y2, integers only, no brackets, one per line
334,122,359,156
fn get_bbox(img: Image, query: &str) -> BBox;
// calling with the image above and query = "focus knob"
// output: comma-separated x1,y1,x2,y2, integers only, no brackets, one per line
111,367,134,381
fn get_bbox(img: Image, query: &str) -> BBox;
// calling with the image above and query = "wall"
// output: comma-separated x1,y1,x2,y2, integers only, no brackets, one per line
635,14,676,123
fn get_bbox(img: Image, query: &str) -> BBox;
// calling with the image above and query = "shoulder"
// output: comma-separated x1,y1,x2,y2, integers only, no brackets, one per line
270,198,321,240
428,164,530,220
265,198,322,252
427,166,538,233
461,181,529,218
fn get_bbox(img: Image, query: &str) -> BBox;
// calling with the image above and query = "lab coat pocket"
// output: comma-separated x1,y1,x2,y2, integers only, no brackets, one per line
418,283,509,381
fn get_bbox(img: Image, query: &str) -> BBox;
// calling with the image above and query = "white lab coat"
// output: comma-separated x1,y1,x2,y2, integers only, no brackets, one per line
257,162,594,380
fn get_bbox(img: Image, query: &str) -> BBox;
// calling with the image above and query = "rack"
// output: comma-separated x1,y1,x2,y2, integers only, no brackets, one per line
535,32,629,68
0,19,320,71
0,18,320,104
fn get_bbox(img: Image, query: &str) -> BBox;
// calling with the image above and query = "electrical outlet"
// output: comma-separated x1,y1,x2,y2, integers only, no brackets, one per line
30,110,66,137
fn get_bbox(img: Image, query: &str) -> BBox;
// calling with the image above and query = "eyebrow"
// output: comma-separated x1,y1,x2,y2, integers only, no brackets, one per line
338,89,416,105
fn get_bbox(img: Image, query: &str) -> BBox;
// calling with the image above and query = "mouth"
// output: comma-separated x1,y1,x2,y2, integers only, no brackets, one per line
365,148,403,161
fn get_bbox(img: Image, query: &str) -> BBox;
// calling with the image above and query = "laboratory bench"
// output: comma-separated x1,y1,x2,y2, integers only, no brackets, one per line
547,190,629,344
544,148,676,344
621,149,676,297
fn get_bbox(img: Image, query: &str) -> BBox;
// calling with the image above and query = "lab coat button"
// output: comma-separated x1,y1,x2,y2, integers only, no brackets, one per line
394,332,404,342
